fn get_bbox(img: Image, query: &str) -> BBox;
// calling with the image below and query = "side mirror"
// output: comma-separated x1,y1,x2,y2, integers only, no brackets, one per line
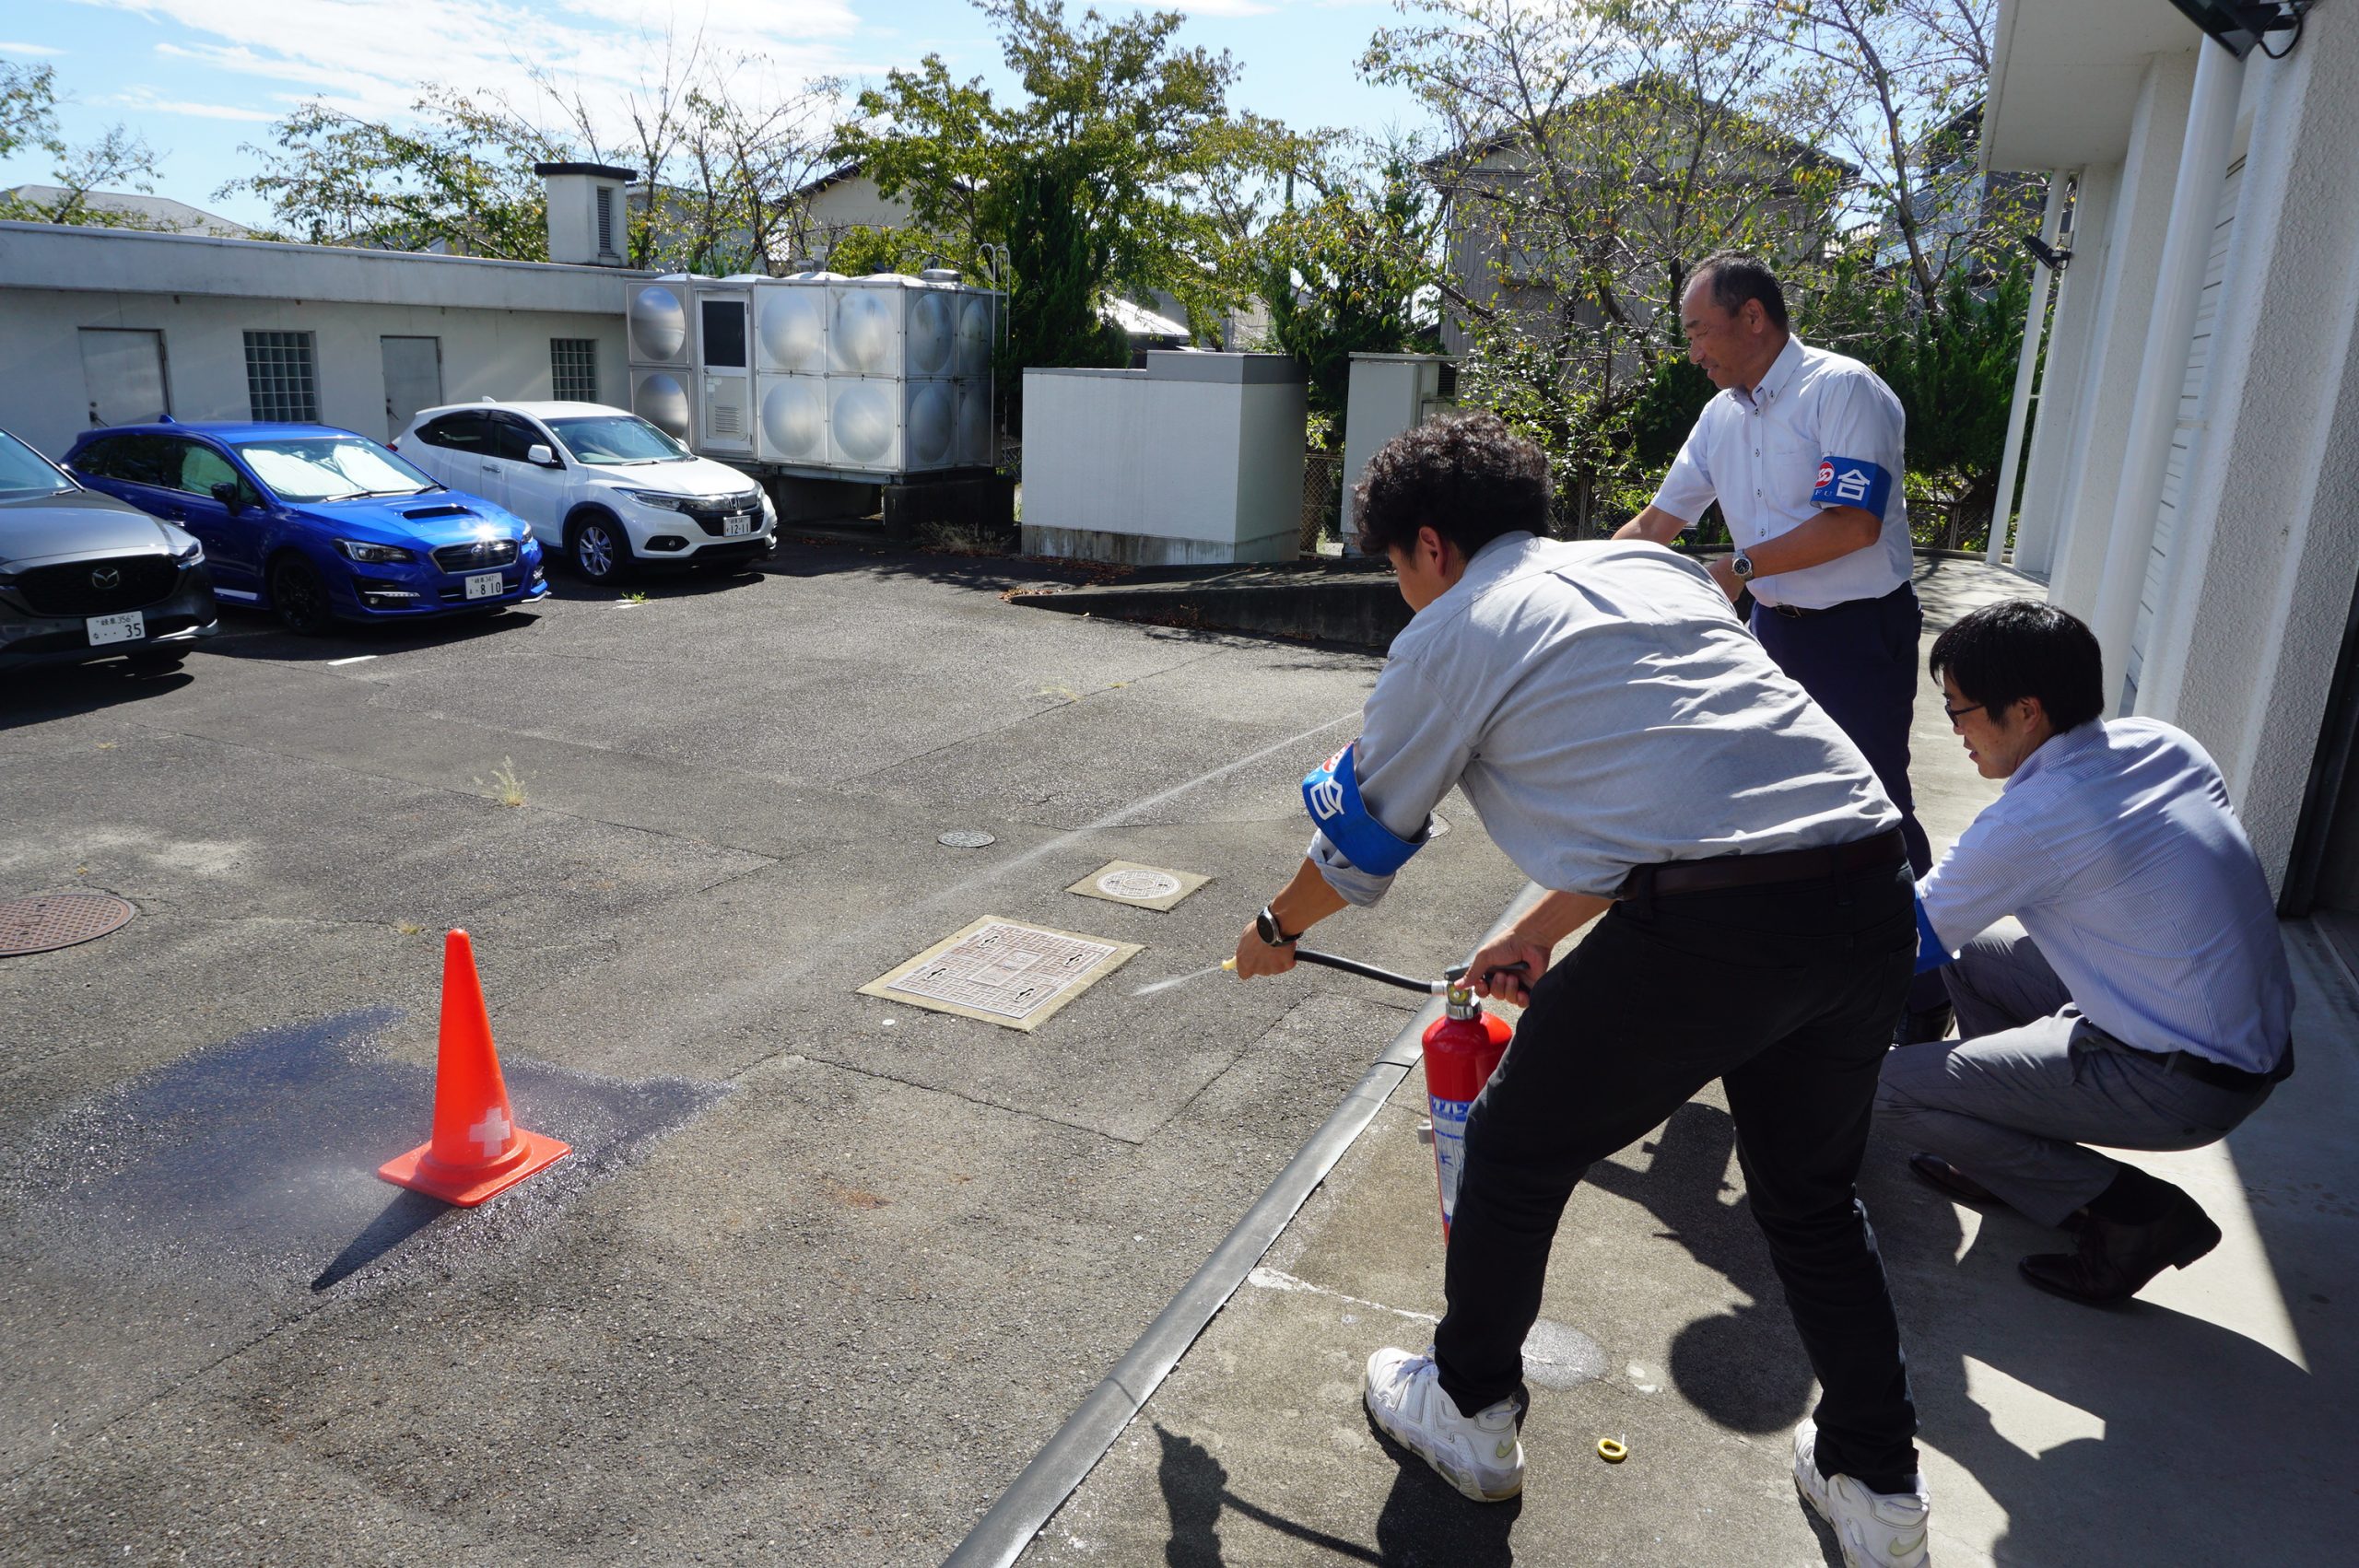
210,481,245,514
527,443,561,468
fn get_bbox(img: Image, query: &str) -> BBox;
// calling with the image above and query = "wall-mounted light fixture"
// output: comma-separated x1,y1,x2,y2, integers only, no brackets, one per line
2165,0,2314,60
2022,234,2073,274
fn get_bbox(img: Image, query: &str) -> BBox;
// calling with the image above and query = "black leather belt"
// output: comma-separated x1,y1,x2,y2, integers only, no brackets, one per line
1621,828,1907,900
1762,582,1915,619
2121,1036,2294,1093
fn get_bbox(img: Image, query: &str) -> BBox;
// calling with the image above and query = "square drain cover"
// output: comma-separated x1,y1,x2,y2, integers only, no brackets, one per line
1066,860,1209,911
860,917,1141,1031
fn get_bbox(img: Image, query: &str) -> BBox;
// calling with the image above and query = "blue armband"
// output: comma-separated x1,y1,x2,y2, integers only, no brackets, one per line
1303,743,1426,877
1914,894,1953,974
1813,455,1894,517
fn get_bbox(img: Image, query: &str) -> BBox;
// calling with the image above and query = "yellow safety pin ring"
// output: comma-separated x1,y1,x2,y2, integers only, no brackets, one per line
1596,1436,1628,1464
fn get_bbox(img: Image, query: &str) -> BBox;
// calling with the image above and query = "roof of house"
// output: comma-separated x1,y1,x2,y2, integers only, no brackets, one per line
1427,76,1856,181
5,185,252,237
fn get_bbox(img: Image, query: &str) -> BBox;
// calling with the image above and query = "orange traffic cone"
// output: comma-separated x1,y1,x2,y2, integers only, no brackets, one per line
378,929,569,1205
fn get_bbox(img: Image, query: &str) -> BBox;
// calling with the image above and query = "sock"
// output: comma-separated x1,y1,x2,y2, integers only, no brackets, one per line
2086,1165,2177,1225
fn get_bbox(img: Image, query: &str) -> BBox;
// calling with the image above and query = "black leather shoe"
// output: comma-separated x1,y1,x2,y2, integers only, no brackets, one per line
1908,1153,1998,1206
2018,1189,2222,1305
1893,1002,1954,1046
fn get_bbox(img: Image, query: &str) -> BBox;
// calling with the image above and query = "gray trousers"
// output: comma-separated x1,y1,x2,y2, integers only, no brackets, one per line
1875,931,2273,1227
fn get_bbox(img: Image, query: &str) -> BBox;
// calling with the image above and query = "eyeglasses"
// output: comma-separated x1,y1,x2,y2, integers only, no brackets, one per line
1942,700,1986,726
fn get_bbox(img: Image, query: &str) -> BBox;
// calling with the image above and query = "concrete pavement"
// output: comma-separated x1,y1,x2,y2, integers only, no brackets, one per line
1016,558,2359,1567
0,541,1534,1564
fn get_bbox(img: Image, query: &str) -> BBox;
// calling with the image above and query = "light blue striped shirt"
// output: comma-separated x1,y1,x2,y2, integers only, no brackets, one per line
1918,718,2293,1071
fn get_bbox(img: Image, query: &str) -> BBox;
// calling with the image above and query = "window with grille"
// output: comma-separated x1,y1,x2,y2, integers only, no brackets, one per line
551,339,599,403
595,186,615,257
242,331,318,422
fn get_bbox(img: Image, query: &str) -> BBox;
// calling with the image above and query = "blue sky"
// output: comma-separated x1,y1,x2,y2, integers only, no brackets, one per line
0,1,1428,227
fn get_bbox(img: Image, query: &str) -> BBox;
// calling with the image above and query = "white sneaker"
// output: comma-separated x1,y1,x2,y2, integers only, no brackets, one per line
1792,1418,1931,1567
1363,1346,1524,1502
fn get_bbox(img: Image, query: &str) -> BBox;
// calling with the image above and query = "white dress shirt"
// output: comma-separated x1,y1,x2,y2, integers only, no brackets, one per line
1308,533,1897,904
1917,718,2294,1072
1650,335,1915,610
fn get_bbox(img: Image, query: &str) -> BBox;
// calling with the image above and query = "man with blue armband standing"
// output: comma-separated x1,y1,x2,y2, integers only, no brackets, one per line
1614,253,1948,1041
1233,414,1934,1566
1879,601,2294,1305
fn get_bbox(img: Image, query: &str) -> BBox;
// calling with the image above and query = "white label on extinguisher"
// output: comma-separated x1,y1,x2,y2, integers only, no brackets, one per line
1429,1093,1475,1223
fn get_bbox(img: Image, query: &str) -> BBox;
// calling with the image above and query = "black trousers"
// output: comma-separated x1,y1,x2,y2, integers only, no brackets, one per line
1431,857,1922,1493
1751,584,1931,880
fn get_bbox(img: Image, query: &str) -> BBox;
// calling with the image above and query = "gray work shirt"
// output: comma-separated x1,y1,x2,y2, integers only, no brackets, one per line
1309,533,1898,904
1918,718,2294,1071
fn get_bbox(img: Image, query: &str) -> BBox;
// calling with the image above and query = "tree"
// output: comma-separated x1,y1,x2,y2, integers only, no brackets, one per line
220,93,557,256
836,0,1287,404
1366,0,1848,529
221,36,838,269
1747,0,2015,315
0,56,170,229
1257,149,1446,446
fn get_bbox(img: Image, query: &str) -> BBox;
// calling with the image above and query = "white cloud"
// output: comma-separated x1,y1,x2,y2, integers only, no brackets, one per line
76,0,866,125
106,86,281,122
0,41,69,56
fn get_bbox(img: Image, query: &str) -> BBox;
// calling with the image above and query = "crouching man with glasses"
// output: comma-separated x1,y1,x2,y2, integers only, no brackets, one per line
1881,600,2295,1305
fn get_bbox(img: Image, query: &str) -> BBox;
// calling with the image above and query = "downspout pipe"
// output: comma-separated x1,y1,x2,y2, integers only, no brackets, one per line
1987,171,2071,566
2085,41,2245,707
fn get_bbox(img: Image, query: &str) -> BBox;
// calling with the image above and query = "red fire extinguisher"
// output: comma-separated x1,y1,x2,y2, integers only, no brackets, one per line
1424,965,1512,1241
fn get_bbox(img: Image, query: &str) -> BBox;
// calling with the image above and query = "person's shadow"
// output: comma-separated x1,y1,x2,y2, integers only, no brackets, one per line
1154,1422,1518,1566
1865,1155,2339,1564
1584,1102,1821,1438
1608,1101,2341,1561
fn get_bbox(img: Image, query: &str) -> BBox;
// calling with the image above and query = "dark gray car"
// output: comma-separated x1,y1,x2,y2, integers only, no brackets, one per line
0,427,217,675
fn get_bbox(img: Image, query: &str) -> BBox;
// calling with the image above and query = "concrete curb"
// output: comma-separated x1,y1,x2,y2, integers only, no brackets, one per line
940,886,1543,1568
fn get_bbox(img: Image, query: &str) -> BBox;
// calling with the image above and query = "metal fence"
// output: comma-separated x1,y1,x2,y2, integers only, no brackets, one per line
1302,451,1343,553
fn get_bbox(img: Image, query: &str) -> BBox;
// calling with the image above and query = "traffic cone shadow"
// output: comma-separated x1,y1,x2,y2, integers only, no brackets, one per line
378,929,569,1206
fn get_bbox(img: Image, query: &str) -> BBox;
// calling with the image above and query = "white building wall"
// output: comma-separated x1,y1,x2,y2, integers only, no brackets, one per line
0,222,634,459
2131,11,2359,888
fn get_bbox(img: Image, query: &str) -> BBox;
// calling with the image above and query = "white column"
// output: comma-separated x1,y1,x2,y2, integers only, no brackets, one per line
2012,161,2115,582
1986,172,2070,565
2083,41,2247,706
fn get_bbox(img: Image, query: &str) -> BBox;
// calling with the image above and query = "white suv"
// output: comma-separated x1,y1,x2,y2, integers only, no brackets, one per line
393,401,776,584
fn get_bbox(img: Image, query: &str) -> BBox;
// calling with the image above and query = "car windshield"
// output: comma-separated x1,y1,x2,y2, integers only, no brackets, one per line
234,436,436,501
546,415,693,465
0,429,74,498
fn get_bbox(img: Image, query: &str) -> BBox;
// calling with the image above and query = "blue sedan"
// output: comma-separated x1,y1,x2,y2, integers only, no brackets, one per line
64,420,547,634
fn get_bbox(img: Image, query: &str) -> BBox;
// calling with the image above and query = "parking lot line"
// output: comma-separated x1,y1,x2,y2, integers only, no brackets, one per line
326,655,379,666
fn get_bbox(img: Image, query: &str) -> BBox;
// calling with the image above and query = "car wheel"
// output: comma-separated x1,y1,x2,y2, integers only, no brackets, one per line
270,553,334,636
570,515,632,585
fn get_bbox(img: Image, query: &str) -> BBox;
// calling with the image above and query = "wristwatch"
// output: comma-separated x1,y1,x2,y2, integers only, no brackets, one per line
1730,551,1755,580
1256,906,1299,947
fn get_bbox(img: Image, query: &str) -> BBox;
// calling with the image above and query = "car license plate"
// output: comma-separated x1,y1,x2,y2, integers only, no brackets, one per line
464,571,504,601
87,610,145,646
723,512,754,536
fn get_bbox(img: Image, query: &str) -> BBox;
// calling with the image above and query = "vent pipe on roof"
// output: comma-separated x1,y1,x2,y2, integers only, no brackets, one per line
535,162,640,267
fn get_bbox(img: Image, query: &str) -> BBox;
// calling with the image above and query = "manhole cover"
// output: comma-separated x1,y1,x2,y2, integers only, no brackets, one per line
1097,868,1182,901
859,917,1141,1032
0,892,136,956
938,829,997,848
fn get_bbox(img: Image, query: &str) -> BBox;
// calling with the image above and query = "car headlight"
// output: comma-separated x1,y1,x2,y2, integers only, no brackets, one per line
618,488,690,512
173,538,205,566
334,539,417,564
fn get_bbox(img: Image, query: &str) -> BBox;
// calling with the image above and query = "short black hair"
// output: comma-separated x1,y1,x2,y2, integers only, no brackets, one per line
1688,252,1790,332
1928,600,2107,731
1351,411,1552,558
